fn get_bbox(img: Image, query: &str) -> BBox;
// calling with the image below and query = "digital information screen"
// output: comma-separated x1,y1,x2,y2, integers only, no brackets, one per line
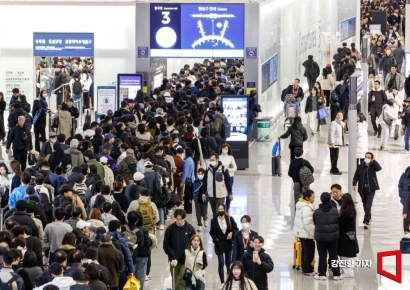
150,4,244,57
117,74,142,104
222,96,248,141
340,17,356,42
261,54,278,93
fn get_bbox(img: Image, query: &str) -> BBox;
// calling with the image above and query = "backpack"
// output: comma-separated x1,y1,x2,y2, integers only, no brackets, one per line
281,88,287,102
0,273,21,290
128,162,137,175
299,162,314,186
62,153,72,173
123,224,139,251
138,199,155,231
23,112,33,131
73,79,82,94
219,117,231,139
74,182,87,196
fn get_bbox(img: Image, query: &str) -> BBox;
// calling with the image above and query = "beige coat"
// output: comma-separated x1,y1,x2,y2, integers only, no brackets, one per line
56,110,72,138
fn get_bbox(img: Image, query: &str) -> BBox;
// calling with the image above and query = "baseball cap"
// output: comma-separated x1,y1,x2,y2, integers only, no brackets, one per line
144,161,154,167
100,156,108,164
105,133,114,140
133,172,144,182
26,185,35,195
76,220,91,229
49,132,57,138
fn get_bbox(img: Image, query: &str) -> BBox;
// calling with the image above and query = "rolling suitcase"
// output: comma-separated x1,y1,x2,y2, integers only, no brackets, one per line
293,238,302,270
271,140,282,176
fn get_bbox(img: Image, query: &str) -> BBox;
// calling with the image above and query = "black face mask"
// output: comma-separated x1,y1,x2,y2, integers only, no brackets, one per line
217,211,225,217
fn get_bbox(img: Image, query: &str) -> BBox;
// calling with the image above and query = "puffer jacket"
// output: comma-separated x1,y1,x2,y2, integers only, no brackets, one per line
280,123,308,147
313,201,339,241
378,104,396,126
352,160,382,193
379,54,397,72
328,119,344,146
398,167,410,204
356,121,368,158
293,199,315,239
64,148,84,169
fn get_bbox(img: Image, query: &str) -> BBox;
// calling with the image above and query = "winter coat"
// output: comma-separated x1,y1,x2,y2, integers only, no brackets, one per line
56,110,72,138
336,63,355,81
388,91,404,126
200,136,217,159
177,248,208,284
371,44,385,58
393,46,406,63
6,124,32,151
379,54,397,72
97,244,124,288
338,212,359,258
316,74,335,91
369,87,388,116
212,114,227,140
378,104,396,126
232,230,259,262
287,158,314,184
7,211,39,237
107,231,134,274
163,220,196,261
64,148,84,169
210,215,239,255
302,59,320,80
328,119,345,146
293,199,315,239
241,248,274,290
402,106,410,128
332,52,346,69
117,155,137,175
313,201,339,241
356,122,369,158
203,161,232,198
398,167,410,204
285,85,304,100
87,158,105,180
352,160,382,193
222,278,258,290
384,72,405,91
280,123,308,147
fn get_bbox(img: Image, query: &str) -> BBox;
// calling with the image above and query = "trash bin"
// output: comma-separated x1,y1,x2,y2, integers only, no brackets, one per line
256,116,274,142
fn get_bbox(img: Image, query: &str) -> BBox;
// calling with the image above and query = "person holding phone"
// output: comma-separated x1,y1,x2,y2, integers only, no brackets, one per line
241,236,274,290
352,152,382,229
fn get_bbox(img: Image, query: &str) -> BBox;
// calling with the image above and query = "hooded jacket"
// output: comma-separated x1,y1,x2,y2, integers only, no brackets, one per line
280,123,308,147
293,198,315,239
379,54,397,72
117,155,138,175
353,160,382,193
357,121,369,158
241,248,274,290
64,148,84,169
313,201,339,241
35,276,75,290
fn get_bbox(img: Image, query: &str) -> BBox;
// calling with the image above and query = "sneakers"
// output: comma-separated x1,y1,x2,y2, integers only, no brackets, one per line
330,171,343,175
198,226,202,232
405,232,410,238
159,224,164,230
304,271,318,276
364,223,370,229
314,275,326,280
204,220,208,227
145,275,152,281
402,150,410,154
333,275,344,280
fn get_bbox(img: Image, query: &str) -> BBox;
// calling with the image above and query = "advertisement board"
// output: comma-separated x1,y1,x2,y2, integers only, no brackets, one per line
97,86,116,114
261,54,278,93
117,74,143,106
150,4,244,57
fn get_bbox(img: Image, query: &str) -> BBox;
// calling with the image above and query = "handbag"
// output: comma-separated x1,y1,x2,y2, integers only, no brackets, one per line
346,230,356,241
316,107,329,120
28,153,36,166
183,250,200,281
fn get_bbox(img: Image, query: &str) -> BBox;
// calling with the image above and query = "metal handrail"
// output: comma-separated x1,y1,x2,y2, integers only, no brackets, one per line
0,205,9,228
51,82,70,93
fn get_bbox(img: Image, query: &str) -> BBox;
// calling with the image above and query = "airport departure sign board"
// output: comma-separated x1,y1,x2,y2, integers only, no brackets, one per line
150,4,244,57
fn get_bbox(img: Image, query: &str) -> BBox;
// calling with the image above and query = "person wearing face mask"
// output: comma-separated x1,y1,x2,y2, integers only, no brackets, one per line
210,203,239,287
379,49,397,81
232,215,258,262
378,98,396,151
40,132,57,159
219,144,237,212
203,154,233,217
222,261,257,290
193,168,209,232
352,152,382,229
32,99,47,152
241,236,274,290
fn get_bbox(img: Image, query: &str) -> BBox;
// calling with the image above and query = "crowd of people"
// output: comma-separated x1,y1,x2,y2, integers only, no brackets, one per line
0,58,274,290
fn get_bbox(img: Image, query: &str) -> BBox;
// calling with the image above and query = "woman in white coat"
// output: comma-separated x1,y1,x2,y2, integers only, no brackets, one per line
317,68,335,107
356,113,368,166
219,143,237,212
388,88,404,140
378,99,396,151
293,189,316,276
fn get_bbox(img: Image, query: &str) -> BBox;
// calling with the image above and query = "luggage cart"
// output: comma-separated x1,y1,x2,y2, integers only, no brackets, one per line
283,95,300,129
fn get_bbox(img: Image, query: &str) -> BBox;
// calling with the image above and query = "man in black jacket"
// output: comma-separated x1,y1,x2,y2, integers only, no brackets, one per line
6,200,39,238
369,81,388,137
163,209,195,290
287,148,314,206
303,55,320,90
313,192,341,280
11,225,42,267
6,116,32,170
54,65,67,105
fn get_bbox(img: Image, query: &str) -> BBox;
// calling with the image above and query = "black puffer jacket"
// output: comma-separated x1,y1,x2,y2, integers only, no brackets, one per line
313,202,339,241
368,88,388,116
352,160,382,193
241,248,274,290
280,123,308,147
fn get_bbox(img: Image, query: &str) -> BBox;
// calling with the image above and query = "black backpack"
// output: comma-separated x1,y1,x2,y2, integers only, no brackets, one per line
0,273,21,290
219,117,231,139
281,88,287,102
73,79,82,94
128,162,137,175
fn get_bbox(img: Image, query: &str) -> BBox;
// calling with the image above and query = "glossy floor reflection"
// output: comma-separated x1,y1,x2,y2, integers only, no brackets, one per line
145,111,407,290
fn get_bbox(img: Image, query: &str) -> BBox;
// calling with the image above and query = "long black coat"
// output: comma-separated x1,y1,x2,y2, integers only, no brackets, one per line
352,160,382,193
338,212,359,257
210,215,238,255
303,59,320,80
368,89,387,116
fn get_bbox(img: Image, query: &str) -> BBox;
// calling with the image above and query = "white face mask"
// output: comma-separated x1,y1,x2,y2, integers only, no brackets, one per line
198,175,204,180
42,93,47,97
222,149,228,155
210,161,216,167
364,158,371,164
241,222,250,230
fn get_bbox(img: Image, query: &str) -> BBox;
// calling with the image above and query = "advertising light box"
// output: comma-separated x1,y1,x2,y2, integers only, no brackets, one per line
117,74,143,106
261,54,278,93
222,96,248,142
150,4,244,57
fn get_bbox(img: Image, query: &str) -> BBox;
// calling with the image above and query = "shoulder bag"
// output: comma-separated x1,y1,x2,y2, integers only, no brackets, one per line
183,250,201,281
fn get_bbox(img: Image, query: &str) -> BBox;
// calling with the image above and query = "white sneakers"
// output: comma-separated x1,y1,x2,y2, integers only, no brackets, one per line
145,275,152,281
204,220,208,227
402,150,410,154
314,274,344,280
333,275,344,280
404,232,410,238
198,226,202,232
314,275,326,280
159,225,164,230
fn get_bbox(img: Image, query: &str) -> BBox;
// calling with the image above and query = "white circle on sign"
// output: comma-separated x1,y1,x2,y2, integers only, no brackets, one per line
156,27,177,48
249,51,254,56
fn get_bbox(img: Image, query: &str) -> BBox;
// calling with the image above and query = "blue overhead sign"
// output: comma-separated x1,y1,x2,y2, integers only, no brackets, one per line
33,33,94,57
246,47,257,59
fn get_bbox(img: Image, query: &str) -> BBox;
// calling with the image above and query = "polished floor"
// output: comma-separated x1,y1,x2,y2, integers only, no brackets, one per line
145,108,406,290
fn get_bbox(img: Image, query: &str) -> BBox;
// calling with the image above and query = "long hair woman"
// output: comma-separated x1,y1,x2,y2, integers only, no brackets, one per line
32,99,47,152
56,102,72,138
317,67,335,107
222,261,257,290
338,193,359,278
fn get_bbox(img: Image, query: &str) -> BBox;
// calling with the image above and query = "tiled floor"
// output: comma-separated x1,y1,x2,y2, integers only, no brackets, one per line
145,109,407,290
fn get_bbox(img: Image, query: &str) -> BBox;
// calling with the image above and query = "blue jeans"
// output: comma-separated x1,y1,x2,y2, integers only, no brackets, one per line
72,93,82,101
185,279,205,290
405,127,410,151
217,249,232,283
225,177,234,211
135,256,148,290
159,207,165,225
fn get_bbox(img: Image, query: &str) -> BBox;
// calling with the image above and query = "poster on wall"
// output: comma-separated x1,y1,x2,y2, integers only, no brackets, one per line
261,54,278,93
4,68,33,107
33,33,94,57
339,17,356,42
222,96,248,141
117,74,143,107
97,86,116,114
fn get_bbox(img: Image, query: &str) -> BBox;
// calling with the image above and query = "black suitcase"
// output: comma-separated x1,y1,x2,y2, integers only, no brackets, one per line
400,238,410,253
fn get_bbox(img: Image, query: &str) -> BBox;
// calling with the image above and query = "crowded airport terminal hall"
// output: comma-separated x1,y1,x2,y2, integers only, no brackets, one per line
0,0,410,289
